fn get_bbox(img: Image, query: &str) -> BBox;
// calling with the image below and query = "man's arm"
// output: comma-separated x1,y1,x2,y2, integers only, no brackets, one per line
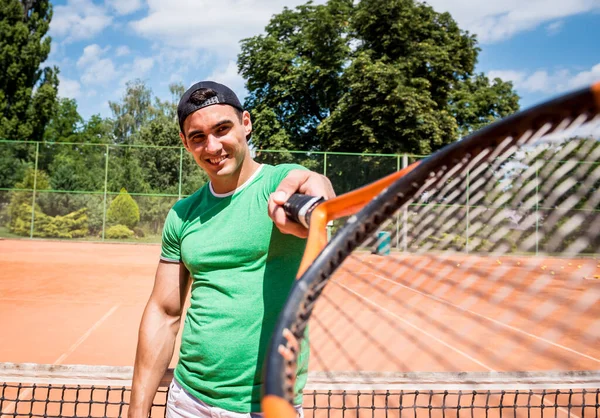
268,169,336,238
128,260,191,418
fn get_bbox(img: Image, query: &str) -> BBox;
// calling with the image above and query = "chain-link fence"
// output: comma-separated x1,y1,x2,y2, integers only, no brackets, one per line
1,140,597,255
0,141,422,244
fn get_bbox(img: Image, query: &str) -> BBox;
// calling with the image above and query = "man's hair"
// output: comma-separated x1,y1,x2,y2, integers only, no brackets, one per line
185,88,251,140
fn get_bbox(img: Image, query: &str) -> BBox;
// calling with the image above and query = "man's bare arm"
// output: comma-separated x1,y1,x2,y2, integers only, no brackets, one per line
128,261,190,418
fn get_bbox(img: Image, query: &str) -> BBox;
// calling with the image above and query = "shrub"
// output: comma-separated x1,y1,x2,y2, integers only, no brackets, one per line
106,224,134,239
107,188,140,229
133,227,145,238
11,204,88,238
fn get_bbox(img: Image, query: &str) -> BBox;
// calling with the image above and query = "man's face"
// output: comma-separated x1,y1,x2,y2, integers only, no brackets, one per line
180,104,252,182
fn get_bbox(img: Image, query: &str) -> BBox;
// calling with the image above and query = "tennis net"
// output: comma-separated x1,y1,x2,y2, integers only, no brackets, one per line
1,363,599,418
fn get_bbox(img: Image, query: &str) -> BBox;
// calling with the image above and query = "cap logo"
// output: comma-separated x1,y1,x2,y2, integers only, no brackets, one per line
200,96,220,107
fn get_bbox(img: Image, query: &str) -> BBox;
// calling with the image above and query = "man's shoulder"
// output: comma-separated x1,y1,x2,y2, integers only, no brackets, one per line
170,184,209,217
260,163,308,178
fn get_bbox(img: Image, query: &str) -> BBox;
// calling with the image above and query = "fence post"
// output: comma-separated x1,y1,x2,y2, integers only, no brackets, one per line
101,145,110,241
29,142,40,239
402,154,408,252
395,155,401,249
323,152,328,177
178,147,183,200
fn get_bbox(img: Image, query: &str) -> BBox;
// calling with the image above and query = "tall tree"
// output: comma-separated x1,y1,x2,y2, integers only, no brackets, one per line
109,79,155,144
239,0,520,155
43,98,83,142
0,0,58,141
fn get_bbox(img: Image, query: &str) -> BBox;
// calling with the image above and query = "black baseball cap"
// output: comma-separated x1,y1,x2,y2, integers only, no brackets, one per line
177,81,244,133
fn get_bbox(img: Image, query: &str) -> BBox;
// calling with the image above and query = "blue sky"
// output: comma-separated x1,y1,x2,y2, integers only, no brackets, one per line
47,0,600,122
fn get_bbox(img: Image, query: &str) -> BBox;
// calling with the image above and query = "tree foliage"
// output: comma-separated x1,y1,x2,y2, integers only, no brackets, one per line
239,0,520,155
0,0,58,141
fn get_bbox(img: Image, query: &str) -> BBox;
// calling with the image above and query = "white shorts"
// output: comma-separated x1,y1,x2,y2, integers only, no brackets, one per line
166,379,304,418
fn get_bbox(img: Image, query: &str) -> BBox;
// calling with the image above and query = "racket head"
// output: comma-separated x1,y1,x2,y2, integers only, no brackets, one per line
263,82,600,416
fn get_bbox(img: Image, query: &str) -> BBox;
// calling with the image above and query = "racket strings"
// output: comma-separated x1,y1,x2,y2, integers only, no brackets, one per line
294,113,600,388
316,252,591,372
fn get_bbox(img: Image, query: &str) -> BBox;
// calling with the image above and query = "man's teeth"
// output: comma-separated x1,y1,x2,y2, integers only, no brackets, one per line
209,156,227,164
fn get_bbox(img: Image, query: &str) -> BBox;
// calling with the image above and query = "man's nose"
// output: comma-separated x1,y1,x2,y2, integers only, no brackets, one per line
205,135,222,154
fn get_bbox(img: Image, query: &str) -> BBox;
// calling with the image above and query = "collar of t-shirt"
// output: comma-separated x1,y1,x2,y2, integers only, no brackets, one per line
208,164,264,198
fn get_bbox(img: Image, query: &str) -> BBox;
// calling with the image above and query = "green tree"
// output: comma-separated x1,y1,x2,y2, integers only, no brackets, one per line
107,187,140,229
80,114,114,144
109,79,155,144
42,98,83,142
240,0,352,151
0,0,58,141
239,0,520,155
449,74,521,138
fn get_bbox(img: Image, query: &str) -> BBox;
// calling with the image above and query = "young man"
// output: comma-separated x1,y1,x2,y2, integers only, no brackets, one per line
128,81,335,418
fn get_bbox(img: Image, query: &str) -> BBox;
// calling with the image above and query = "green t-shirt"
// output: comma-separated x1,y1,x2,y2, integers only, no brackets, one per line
161,164,309,412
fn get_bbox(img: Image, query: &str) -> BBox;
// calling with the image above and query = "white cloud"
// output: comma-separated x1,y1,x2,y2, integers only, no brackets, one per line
77,44,111,68
51,0,112,42
426,0,600,43
58,75,81,99
546,21,564,35
135,57,155,73
106,0,143,15
80,58,119,85
116,46,131,57
488,63,600,95
205,60,247,100
130,0,327,56
76,45,119,86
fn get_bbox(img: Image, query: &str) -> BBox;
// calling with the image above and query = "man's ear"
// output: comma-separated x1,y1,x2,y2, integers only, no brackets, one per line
242,110,252,139
180,132,190,151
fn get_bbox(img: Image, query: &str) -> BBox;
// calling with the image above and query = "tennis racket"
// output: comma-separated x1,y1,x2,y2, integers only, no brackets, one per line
262,82,600,417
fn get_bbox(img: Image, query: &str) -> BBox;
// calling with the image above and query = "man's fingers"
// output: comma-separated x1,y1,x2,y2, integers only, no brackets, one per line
282,328,299,353
278,328,300,362
268,193,309,238
275,170,312,199
271,190,288,205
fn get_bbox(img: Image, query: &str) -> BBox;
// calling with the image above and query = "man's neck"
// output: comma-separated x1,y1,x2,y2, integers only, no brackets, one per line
210,159,261,195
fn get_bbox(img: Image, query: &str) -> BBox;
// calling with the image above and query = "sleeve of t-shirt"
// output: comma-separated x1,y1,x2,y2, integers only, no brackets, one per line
269,163,310,192
160,207,182,263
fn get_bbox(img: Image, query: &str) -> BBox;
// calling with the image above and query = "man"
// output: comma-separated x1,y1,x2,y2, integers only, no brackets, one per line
128,81,335,418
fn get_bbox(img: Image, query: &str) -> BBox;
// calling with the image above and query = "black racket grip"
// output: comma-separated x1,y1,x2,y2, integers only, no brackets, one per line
283,194,325,229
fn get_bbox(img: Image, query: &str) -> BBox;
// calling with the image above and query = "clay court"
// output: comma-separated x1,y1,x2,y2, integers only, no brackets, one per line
1,239,599,418
0,239,167,367
1,239,599,369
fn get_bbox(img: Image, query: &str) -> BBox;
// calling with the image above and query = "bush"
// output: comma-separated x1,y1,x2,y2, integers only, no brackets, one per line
107,188,140,229
133,227,145,238
106,224,134,239
11,204,89,238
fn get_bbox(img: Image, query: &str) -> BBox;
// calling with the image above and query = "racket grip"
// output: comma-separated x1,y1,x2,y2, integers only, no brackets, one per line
283,194,325,229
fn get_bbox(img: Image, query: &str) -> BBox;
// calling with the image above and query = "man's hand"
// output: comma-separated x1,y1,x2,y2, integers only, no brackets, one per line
268,170,336,238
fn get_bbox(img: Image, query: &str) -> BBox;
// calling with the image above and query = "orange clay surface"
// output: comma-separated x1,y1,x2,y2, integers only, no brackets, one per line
0,239,176,367
1,239,600,418
1,239,599,371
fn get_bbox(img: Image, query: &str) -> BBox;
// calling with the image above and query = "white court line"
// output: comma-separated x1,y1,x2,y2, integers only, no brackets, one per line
369,272,600,364
337,282,496,371
341,274,582,418
1,305,120,415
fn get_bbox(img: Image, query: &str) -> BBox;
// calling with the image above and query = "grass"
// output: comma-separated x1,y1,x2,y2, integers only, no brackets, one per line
0,226,23,239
